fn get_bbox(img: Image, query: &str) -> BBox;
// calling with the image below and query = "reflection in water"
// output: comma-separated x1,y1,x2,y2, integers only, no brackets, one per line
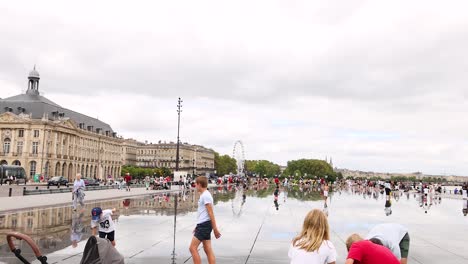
232,187,247,217
462,188,467,216
323,202,328,217
70,213,85,248
273,186,280,211
385,198,392,216
1,182,464,263
463,200,467,216
0,191,198,263
332,180,466,218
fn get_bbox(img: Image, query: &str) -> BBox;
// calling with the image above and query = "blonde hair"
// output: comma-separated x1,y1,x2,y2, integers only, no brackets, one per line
346,233,363,251
292,209,330,252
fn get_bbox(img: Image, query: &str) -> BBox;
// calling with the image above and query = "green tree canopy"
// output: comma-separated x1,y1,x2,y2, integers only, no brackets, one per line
284,159,336,181
214,152,237,176
121,165,172,178
245,160,281,178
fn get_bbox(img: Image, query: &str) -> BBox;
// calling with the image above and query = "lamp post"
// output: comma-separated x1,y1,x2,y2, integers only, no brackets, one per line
192,158,195,176
175,97,183,176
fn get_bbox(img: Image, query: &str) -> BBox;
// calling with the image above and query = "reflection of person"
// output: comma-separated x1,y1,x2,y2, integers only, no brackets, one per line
273,187,280,210
123,199,131,216
91,207,117,247
71,212,85,248
288,209,336,264
72,173,86,211
274,199,279,210
365,223,410,264
345,234,399,264
189,176,221,264
323,202,329,217
385,198,392,216
462,186,467,216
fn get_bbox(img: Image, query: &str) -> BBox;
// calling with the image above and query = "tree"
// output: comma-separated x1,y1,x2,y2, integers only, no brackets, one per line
285,159,336,181
244,160,281,177
214,152,237,176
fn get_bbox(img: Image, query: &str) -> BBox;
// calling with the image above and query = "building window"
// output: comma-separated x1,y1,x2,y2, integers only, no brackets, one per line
33,130,39,137
16,142,23,154
32,142,39,154
30,161,36,177
3,138,11,154
18,129,24,137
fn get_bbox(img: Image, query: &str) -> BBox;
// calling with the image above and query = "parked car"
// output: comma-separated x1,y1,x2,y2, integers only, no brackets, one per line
47,176,68,187
83,178,99,186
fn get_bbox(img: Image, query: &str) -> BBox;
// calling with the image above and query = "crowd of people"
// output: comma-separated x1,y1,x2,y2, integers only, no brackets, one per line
65,171,468,264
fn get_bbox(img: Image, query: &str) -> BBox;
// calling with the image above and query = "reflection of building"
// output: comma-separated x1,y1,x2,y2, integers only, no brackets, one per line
0,68,123,181
136,142,215,175
0,192,198,258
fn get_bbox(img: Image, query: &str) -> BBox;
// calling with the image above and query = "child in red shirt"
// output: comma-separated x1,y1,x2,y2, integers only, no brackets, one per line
345,234,399,264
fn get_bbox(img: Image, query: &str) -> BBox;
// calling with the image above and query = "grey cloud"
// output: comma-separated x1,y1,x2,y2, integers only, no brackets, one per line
2,1,468,175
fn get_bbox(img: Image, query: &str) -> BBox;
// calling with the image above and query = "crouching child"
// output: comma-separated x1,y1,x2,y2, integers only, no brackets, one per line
91,207,117,247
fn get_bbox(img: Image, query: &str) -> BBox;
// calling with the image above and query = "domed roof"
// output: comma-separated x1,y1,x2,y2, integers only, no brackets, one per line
28,66,40,79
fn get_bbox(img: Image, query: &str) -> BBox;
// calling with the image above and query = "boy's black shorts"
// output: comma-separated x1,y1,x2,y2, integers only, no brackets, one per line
99,231,115,241
194,221,212,241
385,188,391,195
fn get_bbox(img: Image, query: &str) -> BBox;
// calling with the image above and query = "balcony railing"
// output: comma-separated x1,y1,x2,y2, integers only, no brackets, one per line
63,155,68,159
29,153,39,157
0,152,8,156
57,154,62,159
47,154,52,158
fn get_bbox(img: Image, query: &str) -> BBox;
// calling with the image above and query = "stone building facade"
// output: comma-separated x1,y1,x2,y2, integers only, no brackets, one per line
121,138,141,166
0,68,122,181
136,142,215,176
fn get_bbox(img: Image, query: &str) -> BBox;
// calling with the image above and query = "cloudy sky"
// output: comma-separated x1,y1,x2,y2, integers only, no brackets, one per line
1,0,468,175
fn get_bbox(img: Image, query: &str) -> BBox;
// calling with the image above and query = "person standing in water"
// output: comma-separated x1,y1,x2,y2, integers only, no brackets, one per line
189,176,221,264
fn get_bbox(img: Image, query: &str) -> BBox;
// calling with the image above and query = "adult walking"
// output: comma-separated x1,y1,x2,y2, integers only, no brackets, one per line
72,173,86,211
124,173,132,192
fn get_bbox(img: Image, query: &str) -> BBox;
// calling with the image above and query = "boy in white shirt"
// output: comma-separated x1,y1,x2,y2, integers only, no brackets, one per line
189,176,221,264
91,207,117,246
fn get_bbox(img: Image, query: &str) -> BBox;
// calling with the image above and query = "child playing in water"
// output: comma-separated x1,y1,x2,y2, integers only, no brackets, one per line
189,176,221,264
91,207,117,246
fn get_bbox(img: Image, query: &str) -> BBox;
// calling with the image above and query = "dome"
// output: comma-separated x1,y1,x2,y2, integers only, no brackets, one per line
28,67,40,79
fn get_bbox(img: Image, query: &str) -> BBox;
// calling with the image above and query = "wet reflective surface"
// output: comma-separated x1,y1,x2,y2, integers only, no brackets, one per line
0,184,467,263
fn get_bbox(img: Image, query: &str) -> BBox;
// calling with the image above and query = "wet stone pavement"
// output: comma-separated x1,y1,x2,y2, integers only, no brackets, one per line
0,185,467,263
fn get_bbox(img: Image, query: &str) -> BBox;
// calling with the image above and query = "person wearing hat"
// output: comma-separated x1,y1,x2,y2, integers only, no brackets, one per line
91,207,117,246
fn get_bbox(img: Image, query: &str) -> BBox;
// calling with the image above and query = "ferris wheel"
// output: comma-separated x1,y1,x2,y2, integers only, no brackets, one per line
232,140,245,176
